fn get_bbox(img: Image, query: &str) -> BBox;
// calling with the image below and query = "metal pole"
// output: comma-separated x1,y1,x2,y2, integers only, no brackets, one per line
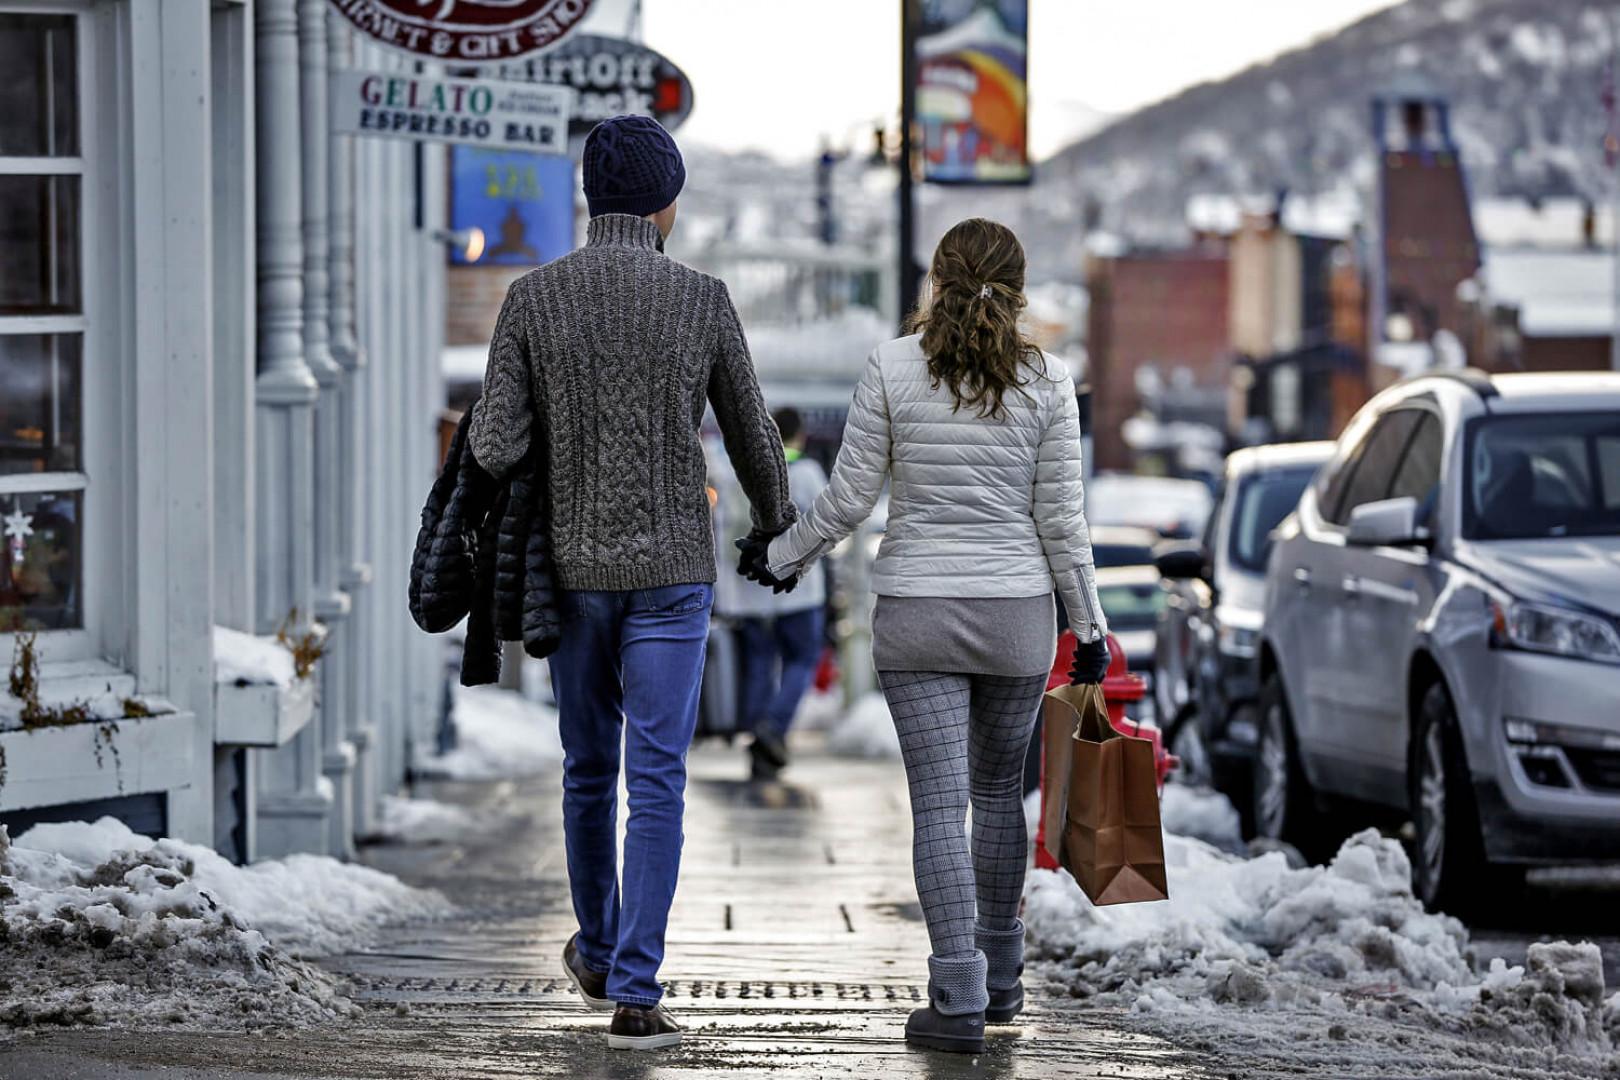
898,0,920,332
1612,17,1620,370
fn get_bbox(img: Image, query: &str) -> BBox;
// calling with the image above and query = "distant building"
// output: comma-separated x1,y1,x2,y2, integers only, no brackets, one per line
1085,243,1230,473
1369,78,1481,383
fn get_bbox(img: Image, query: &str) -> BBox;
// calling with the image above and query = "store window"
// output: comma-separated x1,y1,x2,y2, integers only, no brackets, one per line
0,13,84,632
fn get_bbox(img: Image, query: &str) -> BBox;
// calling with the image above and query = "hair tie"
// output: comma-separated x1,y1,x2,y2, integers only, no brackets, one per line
978,283,993,299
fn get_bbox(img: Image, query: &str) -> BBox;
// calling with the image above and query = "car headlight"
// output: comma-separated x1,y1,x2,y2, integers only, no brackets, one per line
1217,623,1259,659
1492,600,1620,665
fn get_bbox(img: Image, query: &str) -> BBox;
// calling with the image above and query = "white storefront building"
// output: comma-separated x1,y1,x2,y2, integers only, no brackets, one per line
0,0,449,861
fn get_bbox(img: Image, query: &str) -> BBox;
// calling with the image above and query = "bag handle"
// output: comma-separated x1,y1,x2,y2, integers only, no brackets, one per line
1069,683,1113,743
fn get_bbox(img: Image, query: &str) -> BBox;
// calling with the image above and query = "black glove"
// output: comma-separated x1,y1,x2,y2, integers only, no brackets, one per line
1069,634,1111,685
734,530,798,595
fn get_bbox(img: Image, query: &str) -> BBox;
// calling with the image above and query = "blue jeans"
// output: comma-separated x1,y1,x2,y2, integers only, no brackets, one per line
737,606,825,737
549,583,713,1007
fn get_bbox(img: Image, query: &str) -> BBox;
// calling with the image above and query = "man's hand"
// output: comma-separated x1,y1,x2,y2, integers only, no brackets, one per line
735,530,798,595
1069,634,1112,685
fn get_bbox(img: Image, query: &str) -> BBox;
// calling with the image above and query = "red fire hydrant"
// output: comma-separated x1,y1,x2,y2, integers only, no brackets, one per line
1034,633,1174,870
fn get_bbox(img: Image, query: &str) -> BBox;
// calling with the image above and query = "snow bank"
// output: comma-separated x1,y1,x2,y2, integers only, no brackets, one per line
414,684,562,781
1158,782,1245,854
373,794,483,845
212,625,296,688
0,819,444,1030
1025,828,1619,1068
825,692,901,759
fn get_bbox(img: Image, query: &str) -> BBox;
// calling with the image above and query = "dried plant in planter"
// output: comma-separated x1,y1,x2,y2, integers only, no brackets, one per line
275,607,326,680
7,632,92,729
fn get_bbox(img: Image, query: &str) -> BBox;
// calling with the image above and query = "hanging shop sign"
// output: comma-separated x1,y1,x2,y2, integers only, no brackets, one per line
449,147,575,266
506,33,693,149
331,70,574,153
328,0,596,62
914,0,1031,185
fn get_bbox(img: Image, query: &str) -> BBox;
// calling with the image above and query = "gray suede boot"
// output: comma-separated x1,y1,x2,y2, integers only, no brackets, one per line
905,952,987,1054
977,921,1025,1023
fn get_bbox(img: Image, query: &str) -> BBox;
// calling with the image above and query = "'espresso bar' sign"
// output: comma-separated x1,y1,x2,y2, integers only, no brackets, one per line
331,71,574,153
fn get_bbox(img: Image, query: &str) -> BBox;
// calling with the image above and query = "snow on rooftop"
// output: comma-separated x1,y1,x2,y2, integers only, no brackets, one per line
744,307,894,383
1184,191,1360,240
1474,197,1613,250
1479,249,1615,338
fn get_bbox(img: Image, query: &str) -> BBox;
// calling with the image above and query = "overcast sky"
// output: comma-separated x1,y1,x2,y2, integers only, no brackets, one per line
577,0,1400,161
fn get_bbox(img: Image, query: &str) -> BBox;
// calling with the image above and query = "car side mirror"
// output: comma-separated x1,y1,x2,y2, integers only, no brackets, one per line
1346,496,1428,548
1154,543,1208,581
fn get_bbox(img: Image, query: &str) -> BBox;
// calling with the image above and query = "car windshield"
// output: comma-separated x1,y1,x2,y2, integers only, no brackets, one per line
1465,413,1620,540
1229,465,1319,573
1098,582,1166,629
1093,541,1155,568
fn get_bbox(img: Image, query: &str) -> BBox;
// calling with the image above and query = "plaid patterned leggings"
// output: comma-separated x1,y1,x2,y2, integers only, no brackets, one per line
877,670,1048,960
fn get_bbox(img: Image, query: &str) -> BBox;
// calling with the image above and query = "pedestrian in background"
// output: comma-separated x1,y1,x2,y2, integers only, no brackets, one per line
745,218,1110,1054
470,115,795,1051
735,407,829,780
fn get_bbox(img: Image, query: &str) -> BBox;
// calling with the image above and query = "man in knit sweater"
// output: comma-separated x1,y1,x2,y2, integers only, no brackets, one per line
469,115,795,1051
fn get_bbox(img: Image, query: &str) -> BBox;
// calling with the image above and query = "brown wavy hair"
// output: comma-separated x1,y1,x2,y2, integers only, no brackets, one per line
908,218,1040,420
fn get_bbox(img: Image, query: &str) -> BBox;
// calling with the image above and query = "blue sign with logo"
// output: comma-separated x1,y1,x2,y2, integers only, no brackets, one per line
449,147,575,266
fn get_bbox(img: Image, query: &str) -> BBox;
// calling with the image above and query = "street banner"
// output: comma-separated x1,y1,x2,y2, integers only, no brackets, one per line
331,70,574,153
327,0,595,62
915,0,1031,185
449,148,575,266
506,33,694,152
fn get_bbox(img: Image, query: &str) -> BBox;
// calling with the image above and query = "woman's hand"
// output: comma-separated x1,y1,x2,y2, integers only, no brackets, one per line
1068,635,1111,685
735,530,798,595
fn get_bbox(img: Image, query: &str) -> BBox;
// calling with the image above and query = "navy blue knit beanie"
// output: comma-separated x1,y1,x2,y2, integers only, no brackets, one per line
582,115,686,219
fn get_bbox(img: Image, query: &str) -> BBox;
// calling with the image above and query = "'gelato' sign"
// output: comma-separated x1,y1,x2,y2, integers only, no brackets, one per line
331,71,574,153
328,0,595,62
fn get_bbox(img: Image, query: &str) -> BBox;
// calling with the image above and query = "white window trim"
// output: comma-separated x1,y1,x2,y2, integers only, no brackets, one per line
0,2,108,665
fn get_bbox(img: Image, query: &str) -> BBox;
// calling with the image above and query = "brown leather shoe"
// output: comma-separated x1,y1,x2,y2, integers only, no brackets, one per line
561,933,612,1012
607,1004,682,1050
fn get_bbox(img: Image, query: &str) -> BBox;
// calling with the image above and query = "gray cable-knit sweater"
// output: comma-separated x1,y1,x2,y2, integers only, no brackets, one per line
469,214,795,592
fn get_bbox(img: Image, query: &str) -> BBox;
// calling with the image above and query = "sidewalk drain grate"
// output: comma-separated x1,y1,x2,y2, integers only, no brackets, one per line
351,976,924,1003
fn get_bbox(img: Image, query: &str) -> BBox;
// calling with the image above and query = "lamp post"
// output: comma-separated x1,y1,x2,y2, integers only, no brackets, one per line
898,0,921,332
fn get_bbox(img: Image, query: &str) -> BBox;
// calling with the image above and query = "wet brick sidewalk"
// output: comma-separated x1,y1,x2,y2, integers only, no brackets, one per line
0,740,1205,1079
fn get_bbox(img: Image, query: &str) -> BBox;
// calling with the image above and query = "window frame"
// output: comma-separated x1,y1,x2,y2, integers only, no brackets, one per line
0,1,106,661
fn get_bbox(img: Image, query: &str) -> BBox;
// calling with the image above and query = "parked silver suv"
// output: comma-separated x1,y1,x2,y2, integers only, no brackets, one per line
1258,370,1620,911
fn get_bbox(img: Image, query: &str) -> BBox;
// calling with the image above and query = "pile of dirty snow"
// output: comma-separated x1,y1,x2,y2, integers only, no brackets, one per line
0,818,447,1030
825,692,901,759
372,794,495,845
414,684,563,781
1026,828,1620,1074
1157,781,1245,854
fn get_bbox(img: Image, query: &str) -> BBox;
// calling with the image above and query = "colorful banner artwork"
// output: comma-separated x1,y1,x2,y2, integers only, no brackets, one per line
916,0,1031,185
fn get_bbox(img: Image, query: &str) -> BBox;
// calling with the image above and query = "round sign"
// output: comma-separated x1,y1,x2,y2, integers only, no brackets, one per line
509,33,694,150
329,0,597,62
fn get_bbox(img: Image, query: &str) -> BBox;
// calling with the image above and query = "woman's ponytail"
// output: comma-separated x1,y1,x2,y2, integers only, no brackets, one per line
908,218,1038,421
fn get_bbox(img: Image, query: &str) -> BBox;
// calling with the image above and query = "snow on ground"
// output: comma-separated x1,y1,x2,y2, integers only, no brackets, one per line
212,624,296,688
414,684,563,781
1158,781,1246,855
825,692,901,759
1025,826,1620,1076
0,818,447,1031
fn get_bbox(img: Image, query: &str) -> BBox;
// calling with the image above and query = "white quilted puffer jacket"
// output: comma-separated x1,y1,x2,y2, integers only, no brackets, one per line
765,334,1108,642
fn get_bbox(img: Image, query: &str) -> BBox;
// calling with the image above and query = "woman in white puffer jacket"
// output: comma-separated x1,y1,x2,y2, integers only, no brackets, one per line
753,218,1109,1054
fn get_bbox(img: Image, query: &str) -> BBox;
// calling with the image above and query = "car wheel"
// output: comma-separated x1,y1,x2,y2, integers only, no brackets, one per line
1253,673,1318,851
1169,710,1214,789
1411,682,1492,913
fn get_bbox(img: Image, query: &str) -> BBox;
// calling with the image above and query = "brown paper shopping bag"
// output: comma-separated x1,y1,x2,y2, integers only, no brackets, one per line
1042,683,1170,906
